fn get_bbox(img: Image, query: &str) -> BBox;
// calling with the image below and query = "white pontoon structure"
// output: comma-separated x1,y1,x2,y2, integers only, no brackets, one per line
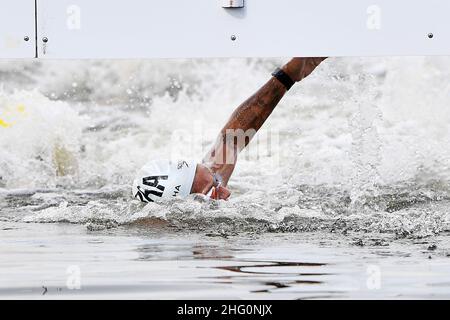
1,0,449,59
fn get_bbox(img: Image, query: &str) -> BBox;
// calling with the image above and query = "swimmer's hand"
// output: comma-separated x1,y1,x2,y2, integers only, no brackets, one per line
211,185,231,201
282,57,327,83
192,165,231,201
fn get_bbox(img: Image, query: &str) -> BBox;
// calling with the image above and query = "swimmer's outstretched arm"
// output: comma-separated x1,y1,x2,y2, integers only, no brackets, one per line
203,57,326,186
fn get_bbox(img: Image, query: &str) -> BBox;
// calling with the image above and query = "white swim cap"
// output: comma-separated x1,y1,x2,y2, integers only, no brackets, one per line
132,159,197,203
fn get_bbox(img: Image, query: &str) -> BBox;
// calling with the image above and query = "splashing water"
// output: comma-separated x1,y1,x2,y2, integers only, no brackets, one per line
1,57,450,238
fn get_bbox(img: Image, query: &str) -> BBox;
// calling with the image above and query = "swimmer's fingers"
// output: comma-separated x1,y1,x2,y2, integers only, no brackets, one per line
216,186,231,200
209,186,230,201
211,187,218,200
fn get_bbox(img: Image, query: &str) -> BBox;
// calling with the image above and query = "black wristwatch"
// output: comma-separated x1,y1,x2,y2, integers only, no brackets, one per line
271,68,295,91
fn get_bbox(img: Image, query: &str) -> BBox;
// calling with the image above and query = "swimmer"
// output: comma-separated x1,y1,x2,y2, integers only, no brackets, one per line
133,57,326,203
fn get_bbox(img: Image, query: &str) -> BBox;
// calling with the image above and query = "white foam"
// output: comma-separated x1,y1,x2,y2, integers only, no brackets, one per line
1,57,450,237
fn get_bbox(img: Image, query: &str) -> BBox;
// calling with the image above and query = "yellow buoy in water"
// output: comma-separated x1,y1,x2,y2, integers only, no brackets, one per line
0,104,27,128
0,118,11,128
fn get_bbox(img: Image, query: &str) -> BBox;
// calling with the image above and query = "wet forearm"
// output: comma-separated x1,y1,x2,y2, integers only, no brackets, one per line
203,77,287,185
225,77,287,134
204,57,327,185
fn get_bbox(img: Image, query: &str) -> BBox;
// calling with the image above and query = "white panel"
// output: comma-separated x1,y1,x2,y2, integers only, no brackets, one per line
0,0,36,58
37,0,450,58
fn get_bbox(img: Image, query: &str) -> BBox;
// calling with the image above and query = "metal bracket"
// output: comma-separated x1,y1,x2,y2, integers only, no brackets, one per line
221,0,244,8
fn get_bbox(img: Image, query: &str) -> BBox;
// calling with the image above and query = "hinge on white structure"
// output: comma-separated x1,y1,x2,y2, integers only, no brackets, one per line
222,0,244,8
